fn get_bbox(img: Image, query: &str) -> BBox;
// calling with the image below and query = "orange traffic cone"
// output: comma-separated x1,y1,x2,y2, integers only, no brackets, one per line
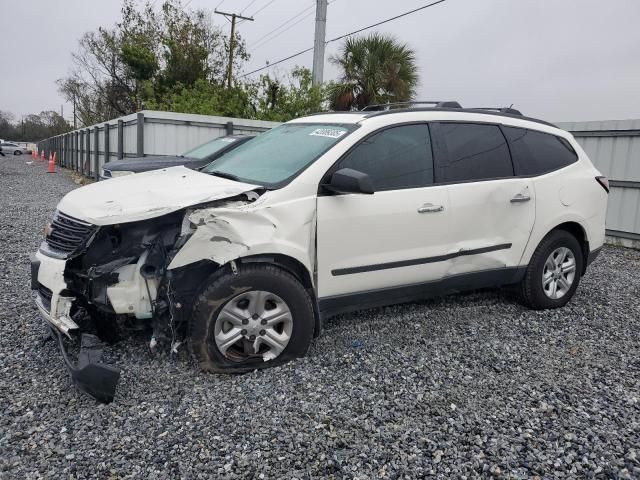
47,155,56,173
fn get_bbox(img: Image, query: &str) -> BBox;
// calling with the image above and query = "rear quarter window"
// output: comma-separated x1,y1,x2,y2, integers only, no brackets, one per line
502,126,578,176
435,122,513,183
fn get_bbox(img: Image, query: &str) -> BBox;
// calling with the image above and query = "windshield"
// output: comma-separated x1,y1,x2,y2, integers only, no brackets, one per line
202,123,356,187
182,136,240,160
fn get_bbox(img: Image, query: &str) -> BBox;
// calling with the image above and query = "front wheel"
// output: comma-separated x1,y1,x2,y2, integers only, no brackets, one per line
14,150,22,155
189,264,315,373
520,229,584,309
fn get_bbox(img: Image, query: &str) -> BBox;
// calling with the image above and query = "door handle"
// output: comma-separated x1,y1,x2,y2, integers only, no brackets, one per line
417,203,444,213
510,194,531,203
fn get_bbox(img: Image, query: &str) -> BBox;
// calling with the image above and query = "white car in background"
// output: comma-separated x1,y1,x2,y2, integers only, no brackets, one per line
1,142,30,155
31,101,608,402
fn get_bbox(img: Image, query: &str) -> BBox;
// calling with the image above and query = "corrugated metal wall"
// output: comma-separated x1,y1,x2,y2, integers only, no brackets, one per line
557,119,640,242
36,113,640,244
38,110,279,180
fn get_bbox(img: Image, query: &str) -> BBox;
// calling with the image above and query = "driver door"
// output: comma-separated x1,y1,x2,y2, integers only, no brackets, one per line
316,123,452,300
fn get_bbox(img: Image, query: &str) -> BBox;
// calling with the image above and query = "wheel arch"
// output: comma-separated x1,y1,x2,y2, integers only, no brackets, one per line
554,221,589,268
169,253,322,338
524,220,590,274
239,253,322,337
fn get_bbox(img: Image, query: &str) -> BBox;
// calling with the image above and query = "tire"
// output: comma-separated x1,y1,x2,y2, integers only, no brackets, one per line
520,229,584,309
189,264,315,373
14,150,21,155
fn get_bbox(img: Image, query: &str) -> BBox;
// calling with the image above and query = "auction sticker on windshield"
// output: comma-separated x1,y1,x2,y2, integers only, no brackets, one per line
309,128,347,139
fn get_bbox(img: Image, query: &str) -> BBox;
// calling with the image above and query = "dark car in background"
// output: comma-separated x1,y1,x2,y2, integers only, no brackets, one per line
99,134,254,180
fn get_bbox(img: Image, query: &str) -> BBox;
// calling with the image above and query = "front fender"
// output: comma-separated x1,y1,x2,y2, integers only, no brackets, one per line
167,197,316,286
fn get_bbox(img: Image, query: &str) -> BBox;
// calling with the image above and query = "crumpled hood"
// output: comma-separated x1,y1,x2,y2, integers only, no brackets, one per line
57,166,260,225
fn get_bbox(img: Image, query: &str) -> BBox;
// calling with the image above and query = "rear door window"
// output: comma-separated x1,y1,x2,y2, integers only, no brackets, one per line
502,126,578,176
435,123,513,183
337,124,434,190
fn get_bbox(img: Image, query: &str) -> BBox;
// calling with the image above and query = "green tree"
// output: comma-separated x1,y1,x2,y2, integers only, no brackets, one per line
147,67,326,122
57,0,247,126
146,79,254,118
327,33,419,111
0,111,71,141
253,67,326,122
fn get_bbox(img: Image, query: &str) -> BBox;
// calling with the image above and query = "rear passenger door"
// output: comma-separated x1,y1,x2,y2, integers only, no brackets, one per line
431,122,536,275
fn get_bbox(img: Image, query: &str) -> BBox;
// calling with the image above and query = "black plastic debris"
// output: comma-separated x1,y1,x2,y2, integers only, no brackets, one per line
51,329,121,404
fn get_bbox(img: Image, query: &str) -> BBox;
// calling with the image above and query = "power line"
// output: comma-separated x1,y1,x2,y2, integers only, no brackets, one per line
250,0,338,52
241,0,259,14
248,2,315,48
251,9,315,51
238,0,276,25
240,0,447,78
244,47,316,78
327,0,446,44
248,0,277,17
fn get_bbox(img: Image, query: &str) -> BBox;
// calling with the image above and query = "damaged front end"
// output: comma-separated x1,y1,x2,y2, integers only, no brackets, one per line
32,190,262,403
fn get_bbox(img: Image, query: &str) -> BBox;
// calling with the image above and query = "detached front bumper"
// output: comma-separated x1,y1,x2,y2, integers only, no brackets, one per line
31,250,121,403
49,328,121,403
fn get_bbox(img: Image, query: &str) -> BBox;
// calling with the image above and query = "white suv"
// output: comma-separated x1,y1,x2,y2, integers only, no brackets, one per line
31,104,608,401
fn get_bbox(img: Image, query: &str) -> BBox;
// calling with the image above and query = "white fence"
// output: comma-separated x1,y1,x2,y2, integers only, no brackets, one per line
37,110,279,178
37,112,640,246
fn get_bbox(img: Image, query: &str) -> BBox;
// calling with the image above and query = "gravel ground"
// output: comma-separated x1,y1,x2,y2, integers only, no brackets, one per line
1,156,639,479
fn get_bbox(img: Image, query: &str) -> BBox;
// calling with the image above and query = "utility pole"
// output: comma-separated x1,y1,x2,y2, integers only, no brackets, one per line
215,9,254,89
312,0,328,86
73,96,77,130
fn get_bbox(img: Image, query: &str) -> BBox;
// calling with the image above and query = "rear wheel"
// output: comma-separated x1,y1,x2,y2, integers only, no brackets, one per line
520,230,583,309
14,150,21,155
189,264,315,373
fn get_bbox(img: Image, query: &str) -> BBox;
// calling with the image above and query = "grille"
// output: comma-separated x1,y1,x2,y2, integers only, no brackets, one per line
38,284,53,311
45,210,95,255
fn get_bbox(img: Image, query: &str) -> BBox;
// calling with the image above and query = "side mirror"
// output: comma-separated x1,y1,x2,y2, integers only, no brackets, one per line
323,168,375,195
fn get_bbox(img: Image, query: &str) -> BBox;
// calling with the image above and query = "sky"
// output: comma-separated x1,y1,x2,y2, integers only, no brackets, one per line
1,0,640,123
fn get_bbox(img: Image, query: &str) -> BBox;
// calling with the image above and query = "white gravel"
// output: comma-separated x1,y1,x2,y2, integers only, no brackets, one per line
1,157,639,479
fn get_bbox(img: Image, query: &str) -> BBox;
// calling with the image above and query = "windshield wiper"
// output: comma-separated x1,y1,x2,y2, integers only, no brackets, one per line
208,170,241,181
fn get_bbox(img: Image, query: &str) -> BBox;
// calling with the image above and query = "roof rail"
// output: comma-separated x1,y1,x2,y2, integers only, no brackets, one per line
470,107,523,116
363,106,556,128
361,100,462,111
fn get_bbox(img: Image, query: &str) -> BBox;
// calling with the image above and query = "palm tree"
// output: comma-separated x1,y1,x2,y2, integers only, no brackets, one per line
328,33,419,111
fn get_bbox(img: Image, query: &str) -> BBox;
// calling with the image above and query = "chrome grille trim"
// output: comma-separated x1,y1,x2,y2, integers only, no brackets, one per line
45,210,96,256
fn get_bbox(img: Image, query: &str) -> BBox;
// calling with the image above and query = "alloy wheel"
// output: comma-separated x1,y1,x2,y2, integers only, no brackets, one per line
214,290,293,362
542,247,577,299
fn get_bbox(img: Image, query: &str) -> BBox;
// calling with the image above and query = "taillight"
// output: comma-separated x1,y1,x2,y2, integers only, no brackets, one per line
596,176,609,193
